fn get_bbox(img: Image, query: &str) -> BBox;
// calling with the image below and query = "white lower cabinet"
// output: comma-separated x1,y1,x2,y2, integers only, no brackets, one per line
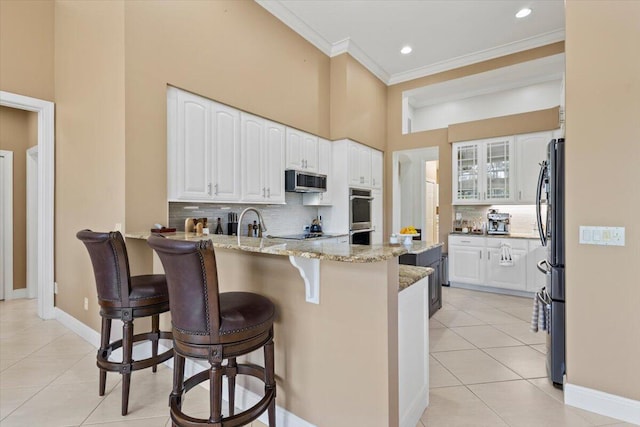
449,235,540,294
448,236,485,285
526,239,547,292
485,239,527,290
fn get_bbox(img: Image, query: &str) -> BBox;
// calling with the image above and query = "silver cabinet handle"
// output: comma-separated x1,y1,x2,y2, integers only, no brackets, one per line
267,188,270,198
519,190,522,200
262,187,266,198
214,183,218,195
460,240,471,243
488,251,491,260
207,183,212,195
480,251,482,259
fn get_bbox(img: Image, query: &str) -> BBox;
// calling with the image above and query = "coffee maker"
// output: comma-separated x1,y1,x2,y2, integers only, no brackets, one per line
487,210,510,235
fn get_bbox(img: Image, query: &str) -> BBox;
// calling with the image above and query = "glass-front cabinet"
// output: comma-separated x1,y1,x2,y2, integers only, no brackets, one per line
453,136,515,205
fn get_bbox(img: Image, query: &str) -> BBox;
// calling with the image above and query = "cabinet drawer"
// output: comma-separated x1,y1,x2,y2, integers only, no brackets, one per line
449,235,485,246
485,238,528,250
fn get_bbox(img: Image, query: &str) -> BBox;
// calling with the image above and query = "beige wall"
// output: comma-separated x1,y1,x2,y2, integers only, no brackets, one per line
565,0,640,400
121,0,335,273
0,0,54,101
0,107,37,292
54,0,126,328
330,53,387,151
385,43,565,247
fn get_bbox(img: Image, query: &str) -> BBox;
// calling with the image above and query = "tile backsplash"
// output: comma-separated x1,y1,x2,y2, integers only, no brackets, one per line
454,204,540,235
169,193,320,236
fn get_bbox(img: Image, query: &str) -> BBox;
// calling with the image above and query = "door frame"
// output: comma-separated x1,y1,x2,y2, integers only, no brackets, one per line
0,91,55,319
0,150,13,300
27,146,38,299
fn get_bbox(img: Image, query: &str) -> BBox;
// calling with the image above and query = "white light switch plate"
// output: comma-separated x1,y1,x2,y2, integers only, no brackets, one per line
579,226,625,246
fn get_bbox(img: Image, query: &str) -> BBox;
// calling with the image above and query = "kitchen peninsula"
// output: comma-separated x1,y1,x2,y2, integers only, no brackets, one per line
126,231,436,427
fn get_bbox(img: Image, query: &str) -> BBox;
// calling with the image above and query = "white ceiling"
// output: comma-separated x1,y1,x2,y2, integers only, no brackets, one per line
256,0,565,85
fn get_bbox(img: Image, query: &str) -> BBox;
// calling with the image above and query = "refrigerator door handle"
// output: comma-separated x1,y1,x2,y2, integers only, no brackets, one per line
537,259,551,275
536,161,548,246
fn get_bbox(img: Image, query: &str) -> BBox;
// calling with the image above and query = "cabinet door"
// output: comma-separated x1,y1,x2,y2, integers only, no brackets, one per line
264,121,286,203
302,138,332,206
348,142,362,186
173,90,212,201
516,131,552,203
371,149,383,189
211,103,241,201
240,113,265,202
453,142,481,204
448,245,485,285
484,136,515,203
485,247,527,290
302,133,318,172
285,127,304,170
359,145,372,187
371,189,383,244
526,240,547,292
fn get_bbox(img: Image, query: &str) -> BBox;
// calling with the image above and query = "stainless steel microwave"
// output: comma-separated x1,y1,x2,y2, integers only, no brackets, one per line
285,170,327,193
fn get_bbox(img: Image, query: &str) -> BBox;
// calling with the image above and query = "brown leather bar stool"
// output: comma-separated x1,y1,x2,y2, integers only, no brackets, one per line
147,235,276,427
77,230,173,415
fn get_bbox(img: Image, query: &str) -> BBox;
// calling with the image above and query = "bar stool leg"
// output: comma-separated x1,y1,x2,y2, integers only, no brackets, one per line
227,358,237,416
151,314,160,373
209,362,223,424
265,337,276,427
99,317,112,396
171,352,185,409
121,319,134,416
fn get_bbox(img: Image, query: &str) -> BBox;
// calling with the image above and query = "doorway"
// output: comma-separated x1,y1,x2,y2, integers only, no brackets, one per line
0,150,13,300
0,91,55,319
392,147,439,242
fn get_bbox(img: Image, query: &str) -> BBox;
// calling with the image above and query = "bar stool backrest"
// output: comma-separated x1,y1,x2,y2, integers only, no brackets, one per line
77,230,132,307
147,236,222,343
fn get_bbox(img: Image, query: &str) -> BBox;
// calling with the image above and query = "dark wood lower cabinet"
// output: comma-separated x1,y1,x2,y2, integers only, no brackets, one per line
399,245,443,318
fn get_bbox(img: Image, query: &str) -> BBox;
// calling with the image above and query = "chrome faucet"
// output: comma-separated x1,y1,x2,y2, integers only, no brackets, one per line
237,207,267,244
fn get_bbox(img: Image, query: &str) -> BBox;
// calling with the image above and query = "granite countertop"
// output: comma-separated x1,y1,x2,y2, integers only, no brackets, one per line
126,231,411,263
450,232,539,240
398,265,434,292
404,241,444,254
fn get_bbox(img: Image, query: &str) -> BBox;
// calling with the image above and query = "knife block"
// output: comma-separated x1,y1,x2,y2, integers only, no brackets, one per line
227,222,238,236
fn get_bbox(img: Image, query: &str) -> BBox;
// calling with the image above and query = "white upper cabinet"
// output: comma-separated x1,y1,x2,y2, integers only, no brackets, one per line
168,88,214,201
286,127,318,172
211,102,241,201
348,141,375,187
264,121,286,203
303,138,332,206
371,149,383,189
453,136,515,204
241,113,285,204
515,131,553,203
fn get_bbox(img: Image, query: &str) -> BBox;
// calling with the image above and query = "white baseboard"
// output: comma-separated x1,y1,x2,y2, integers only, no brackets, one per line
564,382,640,425
5,287,28,300
400,385,428,427
54,308,315,427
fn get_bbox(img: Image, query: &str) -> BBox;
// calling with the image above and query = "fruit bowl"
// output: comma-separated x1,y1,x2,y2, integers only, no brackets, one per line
398,233,420,245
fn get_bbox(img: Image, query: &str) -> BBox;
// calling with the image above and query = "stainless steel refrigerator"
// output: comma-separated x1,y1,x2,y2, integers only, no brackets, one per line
536,138,565,388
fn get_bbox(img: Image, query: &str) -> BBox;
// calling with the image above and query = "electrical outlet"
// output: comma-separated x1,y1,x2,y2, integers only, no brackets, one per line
83,297,89,311
114,223,122,232
54,282,58,294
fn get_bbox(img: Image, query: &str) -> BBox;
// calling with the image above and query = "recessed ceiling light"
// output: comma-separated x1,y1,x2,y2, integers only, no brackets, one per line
516,8,532,18
400,46,412,55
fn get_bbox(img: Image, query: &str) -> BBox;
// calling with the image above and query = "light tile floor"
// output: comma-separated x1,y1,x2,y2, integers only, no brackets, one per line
419,286,635,427
0,298,267,427
0,290,635,427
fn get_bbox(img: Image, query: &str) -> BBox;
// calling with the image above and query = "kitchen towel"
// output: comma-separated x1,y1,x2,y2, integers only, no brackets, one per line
531,287,550,333
499,243,514,266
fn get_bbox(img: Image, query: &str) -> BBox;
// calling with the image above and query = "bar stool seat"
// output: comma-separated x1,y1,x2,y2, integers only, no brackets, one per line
77,230,173,416
148,236,276,427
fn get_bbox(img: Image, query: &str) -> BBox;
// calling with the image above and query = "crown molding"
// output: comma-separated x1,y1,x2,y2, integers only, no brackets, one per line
388,29,565,85
331,38,390,83
255,0,333,55
256,1,565,87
